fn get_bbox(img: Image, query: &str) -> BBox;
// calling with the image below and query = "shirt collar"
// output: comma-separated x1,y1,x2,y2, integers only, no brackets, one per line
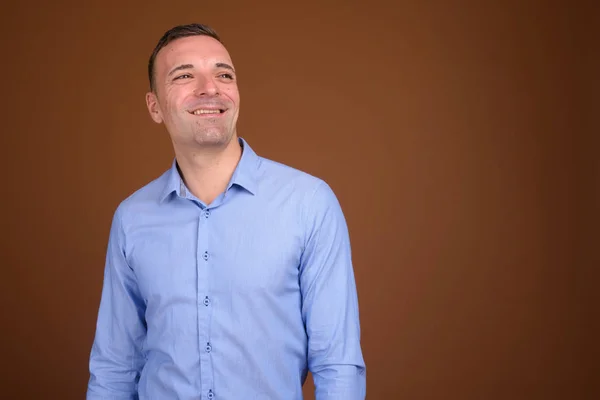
159,137,260,203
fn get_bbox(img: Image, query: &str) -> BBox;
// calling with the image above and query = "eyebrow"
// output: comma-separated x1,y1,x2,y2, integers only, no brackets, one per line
215,62,235,73
167,62,236,77
168,64,194,77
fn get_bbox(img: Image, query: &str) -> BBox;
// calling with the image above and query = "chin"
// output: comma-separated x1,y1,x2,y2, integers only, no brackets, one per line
193,130,234,147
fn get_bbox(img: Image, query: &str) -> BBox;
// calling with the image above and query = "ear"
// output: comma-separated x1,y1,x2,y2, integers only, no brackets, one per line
145,91,163,124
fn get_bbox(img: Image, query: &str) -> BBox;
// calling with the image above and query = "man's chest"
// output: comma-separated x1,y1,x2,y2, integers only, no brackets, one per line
126,208,305,303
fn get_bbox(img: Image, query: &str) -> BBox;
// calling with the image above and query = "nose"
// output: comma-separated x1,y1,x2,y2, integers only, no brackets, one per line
194,75,219,96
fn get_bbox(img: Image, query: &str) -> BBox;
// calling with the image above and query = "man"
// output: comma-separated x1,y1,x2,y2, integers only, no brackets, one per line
87,23,366,399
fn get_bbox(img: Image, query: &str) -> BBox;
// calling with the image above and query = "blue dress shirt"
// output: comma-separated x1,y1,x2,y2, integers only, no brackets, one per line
87,138,366,399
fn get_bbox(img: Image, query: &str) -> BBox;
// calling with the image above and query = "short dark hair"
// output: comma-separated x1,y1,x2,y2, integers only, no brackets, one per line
148,23,223,92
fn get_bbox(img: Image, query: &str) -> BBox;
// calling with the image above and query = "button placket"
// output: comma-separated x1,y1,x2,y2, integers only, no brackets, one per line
197,209,213,398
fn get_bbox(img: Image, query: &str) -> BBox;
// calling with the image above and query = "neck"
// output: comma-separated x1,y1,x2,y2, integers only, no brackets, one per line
174,136,243,205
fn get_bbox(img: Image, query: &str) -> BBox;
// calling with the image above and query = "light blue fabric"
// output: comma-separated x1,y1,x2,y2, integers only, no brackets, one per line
87,138,366,399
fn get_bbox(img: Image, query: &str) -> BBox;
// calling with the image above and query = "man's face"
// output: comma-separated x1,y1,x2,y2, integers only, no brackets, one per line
146,35,240,149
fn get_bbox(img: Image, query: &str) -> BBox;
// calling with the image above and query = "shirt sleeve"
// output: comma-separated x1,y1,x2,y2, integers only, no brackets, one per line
87,205,147,399
299,181,367,400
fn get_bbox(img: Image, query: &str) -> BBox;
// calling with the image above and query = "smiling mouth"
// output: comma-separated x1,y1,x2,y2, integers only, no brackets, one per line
189,108,226,116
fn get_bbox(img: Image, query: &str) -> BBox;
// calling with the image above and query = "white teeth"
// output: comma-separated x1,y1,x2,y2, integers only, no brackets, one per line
192,109,221,115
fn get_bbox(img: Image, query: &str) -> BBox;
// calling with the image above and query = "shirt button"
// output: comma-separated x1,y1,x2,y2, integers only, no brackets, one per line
203,251,209,260
205,210,210,218
205,343,212,353
203,297,210,306
207,390,214,399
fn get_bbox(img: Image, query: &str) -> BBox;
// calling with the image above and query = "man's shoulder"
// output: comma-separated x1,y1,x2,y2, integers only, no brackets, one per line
112,167,172,217
257,155,326,194
255,155,343,214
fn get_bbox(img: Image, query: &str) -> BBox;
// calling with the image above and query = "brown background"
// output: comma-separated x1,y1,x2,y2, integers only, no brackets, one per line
1,0,597,399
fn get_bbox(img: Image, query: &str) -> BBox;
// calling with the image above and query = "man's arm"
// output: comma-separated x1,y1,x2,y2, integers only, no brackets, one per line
299,181,367,400
87,205,147,399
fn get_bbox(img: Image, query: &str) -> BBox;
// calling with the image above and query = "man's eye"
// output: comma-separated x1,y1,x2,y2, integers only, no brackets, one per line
175,74,192,80
219,73,234,80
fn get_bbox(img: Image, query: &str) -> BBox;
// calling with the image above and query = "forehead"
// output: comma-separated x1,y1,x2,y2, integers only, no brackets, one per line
155,35,233,72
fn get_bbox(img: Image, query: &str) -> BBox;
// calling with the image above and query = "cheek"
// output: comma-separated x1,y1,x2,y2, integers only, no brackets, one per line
222,86,240,105
162,88,185,111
